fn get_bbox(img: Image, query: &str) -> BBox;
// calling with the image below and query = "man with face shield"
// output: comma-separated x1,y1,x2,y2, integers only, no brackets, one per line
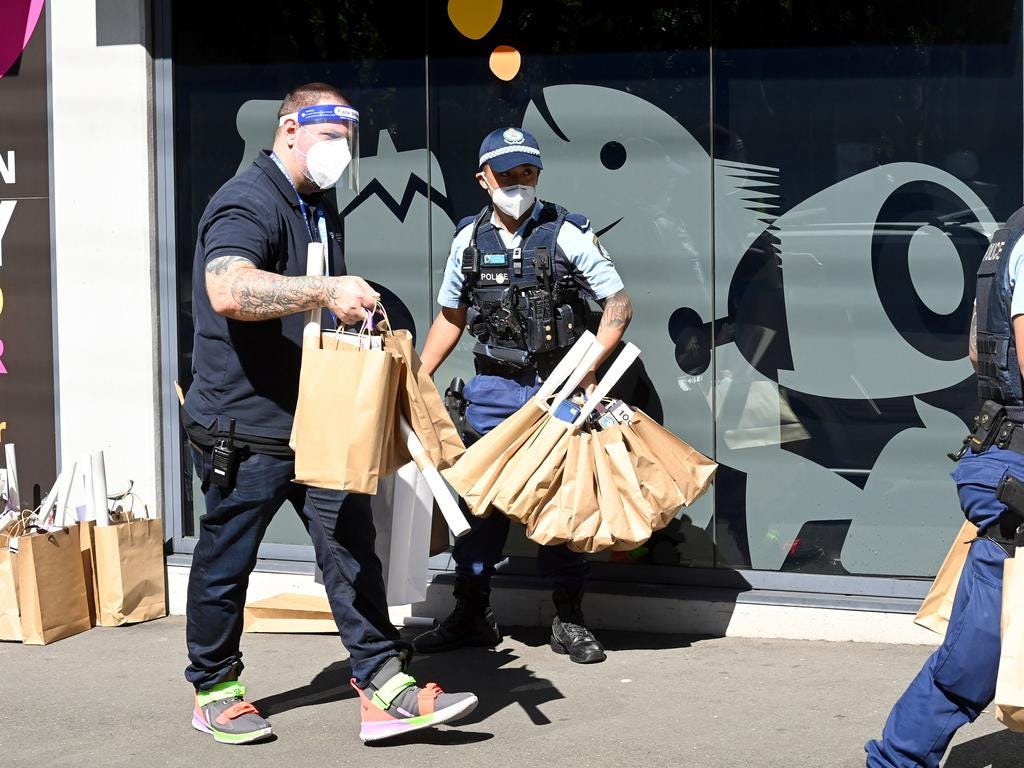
181,83,477,746
414,127,633,664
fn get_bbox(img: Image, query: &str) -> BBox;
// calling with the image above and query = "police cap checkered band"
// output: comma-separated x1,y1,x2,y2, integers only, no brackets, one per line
478,127,543,172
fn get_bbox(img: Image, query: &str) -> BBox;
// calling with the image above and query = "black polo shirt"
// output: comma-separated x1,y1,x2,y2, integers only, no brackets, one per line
183,151,346,451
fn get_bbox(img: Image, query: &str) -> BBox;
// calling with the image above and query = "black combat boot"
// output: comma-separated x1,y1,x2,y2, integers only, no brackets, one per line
549,584,606,664
413,580,501,653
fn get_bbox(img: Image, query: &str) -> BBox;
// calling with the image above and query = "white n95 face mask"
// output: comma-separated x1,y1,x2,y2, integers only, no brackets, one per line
303,136,352,190
490,183,536,219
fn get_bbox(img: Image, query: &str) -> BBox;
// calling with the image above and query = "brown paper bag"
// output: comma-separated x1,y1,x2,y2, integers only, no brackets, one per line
384,330,465,471
17,527,91,645
92,518,167,626
0,548,21,641
528,430,591,548
488,414,573,522
913,519,978,635
429,501,453,556
996,549,1024,731
293,333,402,494
629,410,717,505
594,426,658,550
567,432,615,553
243,592,338,633
443,401,548,516
620,422,688,529
78,520,98,626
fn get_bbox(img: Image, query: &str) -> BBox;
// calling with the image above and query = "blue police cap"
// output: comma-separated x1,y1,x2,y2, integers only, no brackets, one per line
478,127,543,172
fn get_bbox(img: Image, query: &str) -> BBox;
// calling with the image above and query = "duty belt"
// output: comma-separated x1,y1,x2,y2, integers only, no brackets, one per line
951,400,1024,460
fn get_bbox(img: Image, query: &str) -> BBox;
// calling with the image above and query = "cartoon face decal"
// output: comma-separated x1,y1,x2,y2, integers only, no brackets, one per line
232,81,994,577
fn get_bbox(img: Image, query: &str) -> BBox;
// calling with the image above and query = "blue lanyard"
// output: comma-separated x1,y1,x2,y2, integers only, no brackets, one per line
270,151,330,262
270,151,337,326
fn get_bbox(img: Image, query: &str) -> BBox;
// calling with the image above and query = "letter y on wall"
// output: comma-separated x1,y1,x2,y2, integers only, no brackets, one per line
0,200,15,267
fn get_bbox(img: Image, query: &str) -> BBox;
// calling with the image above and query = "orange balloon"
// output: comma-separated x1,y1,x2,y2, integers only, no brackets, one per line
489,45,521,81
448,0,502,40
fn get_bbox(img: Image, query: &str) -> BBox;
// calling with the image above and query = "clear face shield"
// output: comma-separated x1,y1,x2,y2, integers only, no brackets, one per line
278,104,360,192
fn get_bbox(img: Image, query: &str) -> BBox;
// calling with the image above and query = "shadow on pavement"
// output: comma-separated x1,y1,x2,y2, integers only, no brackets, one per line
252,659,356,716
944,728,1024,767
251,638,566,732
411,645,563,727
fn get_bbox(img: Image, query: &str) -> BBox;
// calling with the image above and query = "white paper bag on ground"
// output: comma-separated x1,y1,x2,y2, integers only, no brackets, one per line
372,462,432,606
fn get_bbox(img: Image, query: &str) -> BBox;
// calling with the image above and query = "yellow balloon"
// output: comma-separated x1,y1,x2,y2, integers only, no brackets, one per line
448,0,502,40
489,45,521,81
0,285,4,316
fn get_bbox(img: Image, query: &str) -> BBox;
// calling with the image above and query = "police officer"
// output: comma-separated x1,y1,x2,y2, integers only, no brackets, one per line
865,207,1024,767
414,127,633,664
182,82,476,745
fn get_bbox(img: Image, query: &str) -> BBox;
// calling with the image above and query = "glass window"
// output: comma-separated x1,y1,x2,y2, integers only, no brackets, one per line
167,0,1023,586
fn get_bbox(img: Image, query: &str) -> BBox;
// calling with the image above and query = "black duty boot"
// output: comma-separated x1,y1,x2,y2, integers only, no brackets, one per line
413,580,501,653
550,584,606,664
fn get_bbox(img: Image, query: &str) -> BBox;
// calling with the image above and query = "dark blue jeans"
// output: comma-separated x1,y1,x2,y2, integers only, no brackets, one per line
456,373,589,589
185,446,400,691
865,445,1024,767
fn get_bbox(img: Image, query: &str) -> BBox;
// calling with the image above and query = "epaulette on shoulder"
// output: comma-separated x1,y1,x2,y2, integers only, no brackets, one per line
564,212,591,231
454,215,476,237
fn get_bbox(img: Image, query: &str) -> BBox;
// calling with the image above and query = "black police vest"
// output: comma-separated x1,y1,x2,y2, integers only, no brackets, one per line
975,206,1024,414
459,202,589,371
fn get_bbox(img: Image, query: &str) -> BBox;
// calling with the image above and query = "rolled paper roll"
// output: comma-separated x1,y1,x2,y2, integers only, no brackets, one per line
90,450,110,526
399,416,470,538
3,444,19,512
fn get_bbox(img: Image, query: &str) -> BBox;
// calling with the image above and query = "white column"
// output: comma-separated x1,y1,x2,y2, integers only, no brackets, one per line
49,2,161,515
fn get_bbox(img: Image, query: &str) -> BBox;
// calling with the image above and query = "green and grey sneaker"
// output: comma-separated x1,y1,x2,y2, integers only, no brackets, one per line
192,681,273,745
353,656,478,743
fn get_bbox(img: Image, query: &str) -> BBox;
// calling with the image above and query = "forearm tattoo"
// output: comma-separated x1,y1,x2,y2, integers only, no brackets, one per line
598,289,633,334
206,255,328,320
228,271,327,321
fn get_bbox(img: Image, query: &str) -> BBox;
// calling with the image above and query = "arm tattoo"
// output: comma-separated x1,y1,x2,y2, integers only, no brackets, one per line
598,289,633,334
205,255,254,275
227,270,326,321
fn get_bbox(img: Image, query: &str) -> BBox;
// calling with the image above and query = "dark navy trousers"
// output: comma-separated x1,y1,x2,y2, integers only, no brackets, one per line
866,446,1024,767
185,446,400,691
454,373,589,588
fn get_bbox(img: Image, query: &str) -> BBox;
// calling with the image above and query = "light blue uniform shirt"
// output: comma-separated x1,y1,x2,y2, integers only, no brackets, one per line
437,201,625,309
1011,237,1024,318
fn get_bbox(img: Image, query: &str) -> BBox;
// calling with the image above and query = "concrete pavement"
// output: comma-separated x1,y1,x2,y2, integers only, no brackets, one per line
0,616,1021,768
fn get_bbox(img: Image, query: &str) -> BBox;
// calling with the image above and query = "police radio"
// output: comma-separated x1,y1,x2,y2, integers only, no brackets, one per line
210,418,240,489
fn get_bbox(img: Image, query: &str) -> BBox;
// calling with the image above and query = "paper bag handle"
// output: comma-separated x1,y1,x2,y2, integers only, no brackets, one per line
572,342,641,427
535,331,596,401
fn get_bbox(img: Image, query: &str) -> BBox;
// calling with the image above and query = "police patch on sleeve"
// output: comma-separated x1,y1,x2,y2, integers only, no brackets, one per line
593,233,612,261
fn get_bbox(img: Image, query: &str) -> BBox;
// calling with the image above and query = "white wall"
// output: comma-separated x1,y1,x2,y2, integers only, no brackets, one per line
49,3,162,515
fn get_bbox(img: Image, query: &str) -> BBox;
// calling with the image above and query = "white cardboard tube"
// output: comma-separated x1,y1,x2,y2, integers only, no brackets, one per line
549,340,606,412
90,450,110,526
535,331,596,400
304,242,325,340
573,343,642,427
56,460,78,526
398,417,471,538
3,444,19,512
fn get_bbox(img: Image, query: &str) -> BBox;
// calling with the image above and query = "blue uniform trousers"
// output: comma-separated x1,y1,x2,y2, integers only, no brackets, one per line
454,373,589,588
185,446,401,691
865,446,1024,767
